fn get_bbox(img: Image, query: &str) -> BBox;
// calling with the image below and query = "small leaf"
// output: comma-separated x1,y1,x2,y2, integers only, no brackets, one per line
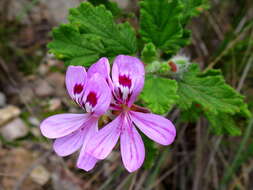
140,0,189,54
140,75,179,114
141,43,157,64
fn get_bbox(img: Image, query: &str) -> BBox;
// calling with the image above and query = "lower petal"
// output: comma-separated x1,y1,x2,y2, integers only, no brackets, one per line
130,111,176,145
86,115,122,159
77,152,98,171
40,113,90,139
53,130,85,156
77,119,99,171
120,124,145,172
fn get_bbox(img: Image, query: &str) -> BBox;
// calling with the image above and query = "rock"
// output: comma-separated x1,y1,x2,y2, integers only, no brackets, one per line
38,63,49,76
0,105,21,126
30,165,50,186
1,148,42,190
40,0,80,23
34,79,54,97
0,92,6,107
0,118,28,141
111,0,129,9
31,128,41,137
47,72,65,88
46,72,66,97
49,98,62,111
20,86,35,103
28,117,40,126
52,172,82,190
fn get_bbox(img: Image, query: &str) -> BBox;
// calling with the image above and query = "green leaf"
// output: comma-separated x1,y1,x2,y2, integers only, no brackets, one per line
140,0,189,54
180,104,202,123
142,135,157,169
48,24,106,66
141,43,157,63
88,0,122,18
181,0,209,24
140,75,179,114
177,64,246,115
206,112,241,136
69,2,137,56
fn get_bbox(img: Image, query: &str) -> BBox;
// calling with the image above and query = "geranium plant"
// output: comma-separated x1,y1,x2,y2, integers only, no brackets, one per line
40,0,251,172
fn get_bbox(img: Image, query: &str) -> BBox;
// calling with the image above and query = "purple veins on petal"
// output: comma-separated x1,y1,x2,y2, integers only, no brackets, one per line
130,111,176,146
40,113,90,139
53,129,85,157
120,115,145,172
85,115,122,160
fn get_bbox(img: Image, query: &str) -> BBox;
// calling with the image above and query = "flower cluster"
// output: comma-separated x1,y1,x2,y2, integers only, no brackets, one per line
40,55,176,172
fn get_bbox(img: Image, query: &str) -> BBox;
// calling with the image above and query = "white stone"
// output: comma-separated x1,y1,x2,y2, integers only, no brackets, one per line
0,105,21,126
0,118,28,141
49,98,62,111
28,117,40,126
34,80,54,97
31,128,41,137
30,165,50,186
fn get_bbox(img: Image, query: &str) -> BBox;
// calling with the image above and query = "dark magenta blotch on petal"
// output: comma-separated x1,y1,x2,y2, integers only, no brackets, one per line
86,91,97,107
74,84,84,94
119,75,132,88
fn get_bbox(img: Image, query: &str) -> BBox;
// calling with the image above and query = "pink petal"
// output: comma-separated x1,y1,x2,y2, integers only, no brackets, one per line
66,66,87,103
87,57,114,90
112,55,145,106
77,153,98,171
53,129,85,156
130,111,176,145
86,115,122,159
77,119,98,171
40,113,90,139
120,119,145,172
82,73,112,116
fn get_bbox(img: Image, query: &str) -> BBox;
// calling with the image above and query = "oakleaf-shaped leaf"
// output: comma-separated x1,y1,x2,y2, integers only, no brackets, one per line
140,0,189,54
206,112,241,136
177,64,246,115
69,2,137,56
48,24,106,66
181,0,209,24
140,75,179,114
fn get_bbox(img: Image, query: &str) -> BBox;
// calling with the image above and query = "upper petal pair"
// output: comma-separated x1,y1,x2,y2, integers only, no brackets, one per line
112,55,145,106
85,55,145,107
65,64,111,116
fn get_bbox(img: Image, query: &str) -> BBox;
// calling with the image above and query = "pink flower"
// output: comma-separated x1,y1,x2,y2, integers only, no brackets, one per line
86,55,176,172
40,61,111,171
